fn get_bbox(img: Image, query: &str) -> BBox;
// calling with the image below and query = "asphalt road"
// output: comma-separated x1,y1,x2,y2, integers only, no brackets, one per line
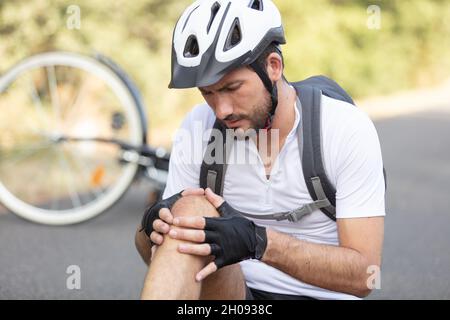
1,110,450,300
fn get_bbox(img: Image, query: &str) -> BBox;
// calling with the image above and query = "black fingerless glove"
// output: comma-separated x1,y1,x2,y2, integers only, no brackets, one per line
140,191,183,237
204,201,268,269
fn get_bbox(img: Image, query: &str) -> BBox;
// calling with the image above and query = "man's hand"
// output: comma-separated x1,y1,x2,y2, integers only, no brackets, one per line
168,188,267,281
140,188,205,246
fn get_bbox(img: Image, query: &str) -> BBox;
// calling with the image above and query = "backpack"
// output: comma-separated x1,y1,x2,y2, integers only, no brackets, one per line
199,75,386,222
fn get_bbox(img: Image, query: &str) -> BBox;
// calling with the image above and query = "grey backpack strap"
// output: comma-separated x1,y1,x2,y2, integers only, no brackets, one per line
199,89,336,222
199,117,329,222
294,84,337,221
234,195,332,222
200,120,228,196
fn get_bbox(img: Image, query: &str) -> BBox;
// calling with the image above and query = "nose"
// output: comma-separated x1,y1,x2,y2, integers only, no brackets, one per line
214,96,234,121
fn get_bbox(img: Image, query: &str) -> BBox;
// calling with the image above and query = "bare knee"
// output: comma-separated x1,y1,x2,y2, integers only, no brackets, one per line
153,195,217,259
171,195,219,219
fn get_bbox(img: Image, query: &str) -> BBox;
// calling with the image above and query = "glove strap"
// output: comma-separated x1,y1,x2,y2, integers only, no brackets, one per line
254,226,268,260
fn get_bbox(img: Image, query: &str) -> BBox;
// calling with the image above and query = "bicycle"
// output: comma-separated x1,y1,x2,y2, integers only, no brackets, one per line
0,51,170,225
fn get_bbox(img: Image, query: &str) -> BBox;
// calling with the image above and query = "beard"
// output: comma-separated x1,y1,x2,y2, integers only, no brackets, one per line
221,93,272,131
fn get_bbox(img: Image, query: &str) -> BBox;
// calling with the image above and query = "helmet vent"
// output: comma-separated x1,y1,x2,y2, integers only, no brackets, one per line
207,2,221,34
224,18,241,52
183,35,200,58
249,0,263,11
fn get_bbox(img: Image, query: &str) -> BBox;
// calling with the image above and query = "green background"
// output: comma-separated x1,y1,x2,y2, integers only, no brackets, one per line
1,0,449,145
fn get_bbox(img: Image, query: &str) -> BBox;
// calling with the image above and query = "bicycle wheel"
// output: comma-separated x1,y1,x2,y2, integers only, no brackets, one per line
0,52,144,225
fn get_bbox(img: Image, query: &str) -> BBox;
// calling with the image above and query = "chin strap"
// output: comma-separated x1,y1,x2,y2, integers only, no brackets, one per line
263,114,274,130
249,61,278,130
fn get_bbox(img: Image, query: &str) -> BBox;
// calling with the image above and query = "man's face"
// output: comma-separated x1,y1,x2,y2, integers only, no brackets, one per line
199,67,271,131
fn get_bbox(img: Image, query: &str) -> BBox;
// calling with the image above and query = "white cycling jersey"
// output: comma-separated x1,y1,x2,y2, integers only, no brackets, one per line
163,94,386,300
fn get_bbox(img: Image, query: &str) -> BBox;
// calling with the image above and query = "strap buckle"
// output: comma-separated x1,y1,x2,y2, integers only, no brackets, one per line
286,204,313,222
283,198,332,222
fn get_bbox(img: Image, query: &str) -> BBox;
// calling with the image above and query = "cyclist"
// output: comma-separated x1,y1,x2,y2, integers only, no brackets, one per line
135,0,385,300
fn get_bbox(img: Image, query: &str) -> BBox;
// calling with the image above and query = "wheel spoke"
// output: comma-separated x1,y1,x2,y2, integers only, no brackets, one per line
28,74,50,128
46,147,60,211
0,52,141,223
64,75,88,125
64,146,105,200
47,66,62,127
56,148,82,209
0,141,54,167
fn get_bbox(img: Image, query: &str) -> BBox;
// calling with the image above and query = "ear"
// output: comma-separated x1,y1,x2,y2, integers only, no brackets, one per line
266,52,283,82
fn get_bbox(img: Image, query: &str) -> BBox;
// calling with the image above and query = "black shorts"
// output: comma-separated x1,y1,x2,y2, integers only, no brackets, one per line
245,285,317,300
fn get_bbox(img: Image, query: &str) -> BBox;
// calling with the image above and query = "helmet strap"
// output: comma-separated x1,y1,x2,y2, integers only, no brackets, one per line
249,61,278,130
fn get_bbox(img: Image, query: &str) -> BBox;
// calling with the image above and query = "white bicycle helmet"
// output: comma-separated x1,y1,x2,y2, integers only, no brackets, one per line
169,0,286,89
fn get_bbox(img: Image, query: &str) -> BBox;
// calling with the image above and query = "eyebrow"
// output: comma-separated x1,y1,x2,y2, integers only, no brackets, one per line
200,80,243,94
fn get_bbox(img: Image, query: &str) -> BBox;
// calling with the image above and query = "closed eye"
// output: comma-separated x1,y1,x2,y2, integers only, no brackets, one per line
199,89,211,96
222,84,241,93
199,81,243,96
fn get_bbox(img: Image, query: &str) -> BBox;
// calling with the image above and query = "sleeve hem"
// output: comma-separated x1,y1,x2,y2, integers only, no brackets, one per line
336,208,386,219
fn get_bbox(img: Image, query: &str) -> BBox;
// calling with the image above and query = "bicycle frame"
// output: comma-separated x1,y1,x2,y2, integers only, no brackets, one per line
57,134,170,186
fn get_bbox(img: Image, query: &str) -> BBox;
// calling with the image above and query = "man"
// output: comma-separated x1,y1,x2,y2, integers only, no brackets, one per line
135,0,385,300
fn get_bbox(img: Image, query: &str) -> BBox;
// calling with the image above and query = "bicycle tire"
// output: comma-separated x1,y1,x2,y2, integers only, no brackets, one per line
0,52,145,225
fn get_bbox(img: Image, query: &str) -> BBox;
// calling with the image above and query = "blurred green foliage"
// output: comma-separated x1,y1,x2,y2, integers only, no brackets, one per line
1,0,450,146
